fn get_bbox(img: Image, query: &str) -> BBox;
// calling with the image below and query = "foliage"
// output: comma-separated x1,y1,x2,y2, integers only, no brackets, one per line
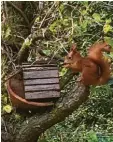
1,1,113,142
39,84,113,142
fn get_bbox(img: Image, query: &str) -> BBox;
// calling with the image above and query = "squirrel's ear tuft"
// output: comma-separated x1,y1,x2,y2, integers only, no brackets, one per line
70,44,77,52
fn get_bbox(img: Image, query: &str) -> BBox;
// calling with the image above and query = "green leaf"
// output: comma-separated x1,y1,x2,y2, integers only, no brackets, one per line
104,37,113,47
83,1,88,7
43,50,51,56
15,114,21,120
81,10,87,15
3,105,12,113
35,17,40,22
63,19,69,26
3,97,8,104
92,13,101,22
106,18,111,24
5,27,11,38
103,24,112,33
81,20,88,30
49,21,57,33
59,4,64,13
59,68,67,76
23,38,32,48
110,52,113,59
87,130,98,142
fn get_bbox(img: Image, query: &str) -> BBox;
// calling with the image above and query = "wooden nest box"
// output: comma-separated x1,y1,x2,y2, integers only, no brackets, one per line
7,61,60,109
22,61,60,101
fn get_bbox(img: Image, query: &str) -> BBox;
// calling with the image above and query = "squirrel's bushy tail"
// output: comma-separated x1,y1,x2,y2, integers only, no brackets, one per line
97,59,110,85
88,42,111,85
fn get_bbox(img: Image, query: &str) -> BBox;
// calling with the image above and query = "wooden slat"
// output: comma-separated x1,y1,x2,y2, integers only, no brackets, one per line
23,66,58,71
23,70,59,79
22,64,57,68
24,84,60,92
24,78,59,85
25,91,60,99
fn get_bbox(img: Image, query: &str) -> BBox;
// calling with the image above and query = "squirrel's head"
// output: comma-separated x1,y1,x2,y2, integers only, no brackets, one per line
63,44,81,68
68,44,78,59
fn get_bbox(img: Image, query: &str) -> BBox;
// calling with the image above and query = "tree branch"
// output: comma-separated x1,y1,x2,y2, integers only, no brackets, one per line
39,2,56,28
14,83,89,142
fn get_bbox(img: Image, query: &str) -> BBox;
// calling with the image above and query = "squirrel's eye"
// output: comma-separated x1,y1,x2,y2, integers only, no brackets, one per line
68,56,72,59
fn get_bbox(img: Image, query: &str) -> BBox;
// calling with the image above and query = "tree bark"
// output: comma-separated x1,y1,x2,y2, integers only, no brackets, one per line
14,83,89,142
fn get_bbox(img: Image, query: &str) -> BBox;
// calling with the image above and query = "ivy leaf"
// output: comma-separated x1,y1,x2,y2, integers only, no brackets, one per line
3,105,12,113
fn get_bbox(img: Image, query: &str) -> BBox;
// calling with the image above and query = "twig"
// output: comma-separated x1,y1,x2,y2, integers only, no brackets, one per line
60,42,68,54
39,2,56,29
1,118,8,133
71,6,77,35
31,47,64,65
30,1,38,12
2,41,17,70
7,1,30,27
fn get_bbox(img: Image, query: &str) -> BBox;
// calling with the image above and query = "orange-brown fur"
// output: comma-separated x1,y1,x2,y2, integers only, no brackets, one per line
64,42,111,85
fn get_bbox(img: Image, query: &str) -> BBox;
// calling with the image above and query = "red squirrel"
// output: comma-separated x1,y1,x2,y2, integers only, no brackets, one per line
63,42,111,85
